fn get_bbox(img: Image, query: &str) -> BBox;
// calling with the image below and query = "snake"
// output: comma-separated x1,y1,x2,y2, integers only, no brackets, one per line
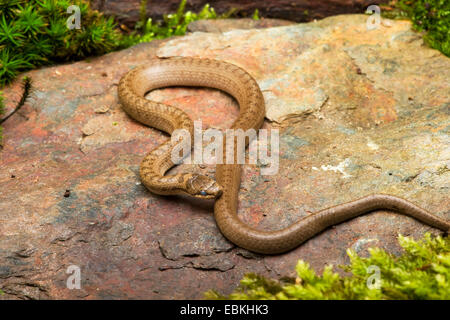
118,57,450,254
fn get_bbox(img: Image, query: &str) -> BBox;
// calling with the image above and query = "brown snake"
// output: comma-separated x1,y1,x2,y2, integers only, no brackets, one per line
118,57,449,254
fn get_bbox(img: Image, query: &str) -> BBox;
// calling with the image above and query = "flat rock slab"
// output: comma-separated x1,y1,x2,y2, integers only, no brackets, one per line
0,15,449,299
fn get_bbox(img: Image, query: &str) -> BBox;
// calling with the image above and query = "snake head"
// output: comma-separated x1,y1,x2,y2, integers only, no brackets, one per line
185,174,222,199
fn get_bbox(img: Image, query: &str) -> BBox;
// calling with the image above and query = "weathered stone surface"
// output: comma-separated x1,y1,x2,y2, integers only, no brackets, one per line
159,252,235,272
158,218,234,260
92,0,382,28
187,18,295,33
0,15,449,299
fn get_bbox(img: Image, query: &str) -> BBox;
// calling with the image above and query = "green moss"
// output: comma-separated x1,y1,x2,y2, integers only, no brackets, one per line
205,233,450,300
0,0,122,86
252,9,260,21
385,0,450,57
124,0,221,45
138,0,148,31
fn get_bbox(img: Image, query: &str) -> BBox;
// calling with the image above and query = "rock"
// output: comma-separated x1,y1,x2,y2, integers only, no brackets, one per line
159,252,235,271
235,248,263,259
158,218,234,260
0,15,448,299
192,253,235,271
91,0,380,29
107,221,134,246
94,105,110,114
187,18,295,33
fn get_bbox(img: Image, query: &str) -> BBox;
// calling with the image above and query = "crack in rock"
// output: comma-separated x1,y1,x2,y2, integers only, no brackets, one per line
158,253,235,272
158,218,234,261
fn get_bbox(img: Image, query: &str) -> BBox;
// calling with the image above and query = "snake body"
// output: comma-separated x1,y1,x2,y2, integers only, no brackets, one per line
118,57,449,254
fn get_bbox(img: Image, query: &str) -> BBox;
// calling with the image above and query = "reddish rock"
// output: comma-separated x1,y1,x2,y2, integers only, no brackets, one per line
158,218,234,260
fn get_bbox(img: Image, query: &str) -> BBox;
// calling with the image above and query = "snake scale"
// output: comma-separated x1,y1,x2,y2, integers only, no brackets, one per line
118,57,449,254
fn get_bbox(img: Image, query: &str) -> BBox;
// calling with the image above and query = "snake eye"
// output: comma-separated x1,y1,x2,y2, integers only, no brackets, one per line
200,190,207,196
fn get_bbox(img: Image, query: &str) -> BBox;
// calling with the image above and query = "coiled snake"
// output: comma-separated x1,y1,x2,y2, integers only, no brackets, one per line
118,57,449,254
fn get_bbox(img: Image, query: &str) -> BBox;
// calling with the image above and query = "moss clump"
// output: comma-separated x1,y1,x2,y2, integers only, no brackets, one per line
126,0,222,45
205,233,450,300
385,0,450,56
252,9,260,21
0,0,122,86
400,0,449,56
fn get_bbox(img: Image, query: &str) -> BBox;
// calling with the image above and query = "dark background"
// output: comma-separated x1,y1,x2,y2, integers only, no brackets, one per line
91,0,386,28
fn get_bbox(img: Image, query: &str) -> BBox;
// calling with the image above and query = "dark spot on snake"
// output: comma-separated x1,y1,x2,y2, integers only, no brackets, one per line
64,190,71,198
11,175,15,178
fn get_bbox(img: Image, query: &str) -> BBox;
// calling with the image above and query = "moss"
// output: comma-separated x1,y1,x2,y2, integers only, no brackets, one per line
124,0,222,46
205,233,450,300
0,0,122,86
384,0,450,57
252,9,260,21
138,0,148,31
